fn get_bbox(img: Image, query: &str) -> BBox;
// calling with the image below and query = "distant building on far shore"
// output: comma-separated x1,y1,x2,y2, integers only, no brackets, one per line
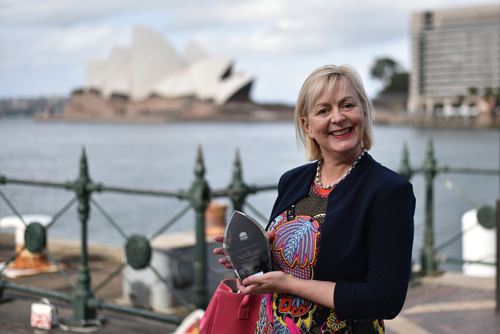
61,26,294,122
408,4,499,126
0,97,68,119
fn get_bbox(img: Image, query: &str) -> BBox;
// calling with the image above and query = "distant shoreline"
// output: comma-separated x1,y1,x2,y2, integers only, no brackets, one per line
32,111,499,129
2,109,498,129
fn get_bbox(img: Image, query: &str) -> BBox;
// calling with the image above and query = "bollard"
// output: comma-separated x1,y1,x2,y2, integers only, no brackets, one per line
496,198,500,315
0,215,58,277
205,201,228,236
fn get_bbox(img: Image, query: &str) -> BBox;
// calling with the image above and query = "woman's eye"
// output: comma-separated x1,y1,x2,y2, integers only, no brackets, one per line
318,108,328,114
343,103,354,109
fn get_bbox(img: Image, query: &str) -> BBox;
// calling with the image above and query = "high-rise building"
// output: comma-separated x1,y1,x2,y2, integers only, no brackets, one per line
408,4,499,118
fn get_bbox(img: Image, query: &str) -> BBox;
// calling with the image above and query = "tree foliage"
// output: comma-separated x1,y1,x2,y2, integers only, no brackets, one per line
370,58,409,95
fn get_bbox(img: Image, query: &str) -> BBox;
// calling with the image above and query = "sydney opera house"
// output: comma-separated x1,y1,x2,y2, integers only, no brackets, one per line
62,26,291,121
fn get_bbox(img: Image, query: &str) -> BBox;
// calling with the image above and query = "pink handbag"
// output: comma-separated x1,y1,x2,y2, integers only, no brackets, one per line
199,279,264,334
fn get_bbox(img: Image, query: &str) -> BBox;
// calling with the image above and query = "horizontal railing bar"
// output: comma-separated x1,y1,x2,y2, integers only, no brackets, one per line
2,178,70,189
440,167,499,175
212,184,277,197
250,184,279,192
443,257,496,266
407,168,499,176
0,280,70,302
2,177,185,198
3,177,278,198
1,280,184,325
96,300,184,325
98,185,184,198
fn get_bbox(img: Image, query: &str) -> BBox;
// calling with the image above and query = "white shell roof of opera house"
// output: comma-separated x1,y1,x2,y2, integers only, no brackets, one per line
85,25,253,105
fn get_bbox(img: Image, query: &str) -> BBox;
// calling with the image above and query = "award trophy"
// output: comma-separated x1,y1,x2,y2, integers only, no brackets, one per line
223,211,272,281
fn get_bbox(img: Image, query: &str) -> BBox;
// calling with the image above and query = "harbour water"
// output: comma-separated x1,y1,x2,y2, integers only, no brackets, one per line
0,118,498,272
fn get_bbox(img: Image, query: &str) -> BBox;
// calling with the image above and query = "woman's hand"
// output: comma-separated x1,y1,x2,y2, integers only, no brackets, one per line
213,231,275,270
213,235,233,269
238,271,337,309
237,271,292,295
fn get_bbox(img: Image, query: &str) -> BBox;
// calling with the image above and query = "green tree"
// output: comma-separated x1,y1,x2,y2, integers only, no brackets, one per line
370,57,409,94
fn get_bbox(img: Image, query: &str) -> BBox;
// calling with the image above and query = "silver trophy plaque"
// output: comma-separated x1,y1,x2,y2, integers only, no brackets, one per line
223,211,272,281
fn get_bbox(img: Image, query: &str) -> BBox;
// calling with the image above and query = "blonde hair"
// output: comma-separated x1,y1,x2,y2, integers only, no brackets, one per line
295,64,375,161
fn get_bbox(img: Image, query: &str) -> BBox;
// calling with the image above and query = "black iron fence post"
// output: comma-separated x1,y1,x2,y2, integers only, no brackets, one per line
421,137,438,275
397,143,413,181
188,146,211,309
398,138,498,277
69,148,98,326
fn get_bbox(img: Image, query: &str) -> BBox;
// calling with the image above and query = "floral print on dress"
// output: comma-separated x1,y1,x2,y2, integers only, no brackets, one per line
326,311,346,331
272,216,319,280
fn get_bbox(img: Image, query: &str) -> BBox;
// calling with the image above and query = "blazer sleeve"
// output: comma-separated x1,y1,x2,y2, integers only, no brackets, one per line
334,182,415,320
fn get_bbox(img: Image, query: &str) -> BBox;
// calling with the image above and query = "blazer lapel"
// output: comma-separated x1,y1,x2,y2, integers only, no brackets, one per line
268,162,317,226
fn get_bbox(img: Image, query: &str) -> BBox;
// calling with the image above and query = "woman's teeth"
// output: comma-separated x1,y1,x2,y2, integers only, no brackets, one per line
332,128,351,136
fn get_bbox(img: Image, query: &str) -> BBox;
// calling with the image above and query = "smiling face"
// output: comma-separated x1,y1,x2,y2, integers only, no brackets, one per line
302,79,366,163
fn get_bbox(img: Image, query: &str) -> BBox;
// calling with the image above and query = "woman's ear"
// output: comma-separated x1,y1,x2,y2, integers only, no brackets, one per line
302,117,314,139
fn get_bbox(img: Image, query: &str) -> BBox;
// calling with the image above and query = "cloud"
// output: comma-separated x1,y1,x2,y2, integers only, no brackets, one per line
0,23,130,97
171,0,409,56
0,0,176,27
0,0,495,100
171,0,496,54
0,24,128,69
171,0,285,28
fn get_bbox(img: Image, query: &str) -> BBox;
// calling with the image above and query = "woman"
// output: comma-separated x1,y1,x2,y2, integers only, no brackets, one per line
215,64,415,334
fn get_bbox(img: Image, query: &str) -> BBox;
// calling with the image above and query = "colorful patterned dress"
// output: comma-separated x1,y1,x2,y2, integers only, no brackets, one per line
255,183,385,334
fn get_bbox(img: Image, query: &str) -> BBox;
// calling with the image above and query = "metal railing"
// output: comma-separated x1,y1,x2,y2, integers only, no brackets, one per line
1,138,498,327
0,146,277,328
397,136,498,276
398,136,499,314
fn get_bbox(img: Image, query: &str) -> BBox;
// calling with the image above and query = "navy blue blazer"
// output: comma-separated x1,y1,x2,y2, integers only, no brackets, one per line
266,153,415,321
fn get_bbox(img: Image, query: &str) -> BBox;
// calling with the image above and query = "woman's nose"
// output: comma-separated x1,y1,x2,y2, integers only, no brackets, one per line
330,108,345,123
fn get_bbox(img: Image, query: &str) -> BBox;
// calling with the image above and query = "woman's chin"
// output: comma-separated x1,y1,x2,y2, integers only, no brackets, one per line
322,142,362,159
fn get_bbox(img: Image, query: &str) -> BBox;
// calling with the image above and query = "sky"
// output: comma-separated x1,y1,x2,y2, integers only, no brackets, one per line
0,0,496,104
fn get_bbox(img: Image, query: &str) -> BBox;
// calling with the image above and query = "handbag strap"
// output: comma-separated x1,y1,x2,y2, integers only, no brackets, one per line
238,294,251,319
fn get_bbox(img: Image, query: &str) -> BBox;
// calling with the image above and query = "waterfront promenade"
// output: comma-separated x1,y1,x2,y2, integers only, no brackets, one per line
0,232,498,334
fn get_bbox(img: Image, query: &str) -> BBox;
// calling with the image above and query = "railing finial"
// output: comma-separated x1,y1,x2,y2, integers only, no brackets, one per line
228,148,249,212
189,145,211,309
79,146,89,178
397,142,412,180
195,145,205,179
232,148,242,183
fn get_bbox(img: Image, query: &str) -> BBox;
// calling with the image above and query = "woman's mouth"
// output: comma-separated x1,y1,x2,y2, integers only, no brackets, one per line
331,128,352,136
